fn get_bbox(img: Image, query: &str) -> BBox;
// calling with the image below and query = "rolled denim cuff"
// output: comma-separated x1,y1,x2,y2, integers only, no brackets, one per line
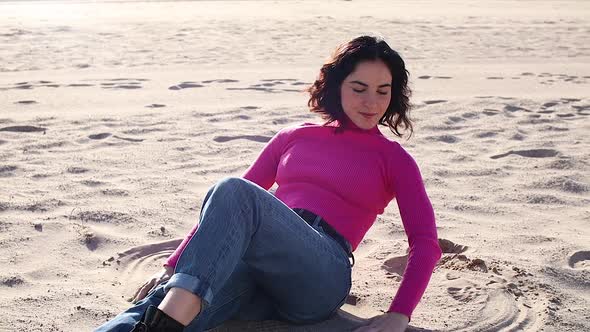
164,272,214,308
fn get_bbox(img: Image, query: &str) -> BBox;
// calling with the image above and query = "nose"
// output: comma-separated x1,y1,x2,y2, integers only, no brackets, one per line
363,93,379,109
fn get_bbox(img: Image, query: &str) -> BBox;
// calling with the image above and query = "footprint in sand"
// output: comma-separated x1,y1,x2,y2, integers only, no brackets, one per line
96,78,147,90
13,83,32,90
446,116,465,123
0,125,46,133
168,82,204,90
490,149,559,159
504,105,531,112
384,239,468,276
423,100,447,105
101,188,129,197
531,175,587,193
226,86,277,93
241,106,260,110
425,135,459,143
73,210,136,224
382,255,408,276
438,239,468,254
461,112,479,119
439,238,468,254
146,104,166,108
542,101,559,108
568,251,590,269
561,98,581,103
201,79,239,84
0,165,18,175
556,113,575,118
483,109,500,116
107,78,149,82
227,79,305,93
0,275,25,287
112,84,142,90
80,180,105,187
88,133,111,140
67,83,94,87
66,167,89,174
213,135,272,143
260,78,298,83
571,105,590,117
539,125,569,132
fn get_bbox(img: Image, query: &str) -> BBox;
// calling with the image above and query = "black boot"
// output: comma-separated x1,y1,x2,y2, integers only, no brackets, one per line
131,305,185,332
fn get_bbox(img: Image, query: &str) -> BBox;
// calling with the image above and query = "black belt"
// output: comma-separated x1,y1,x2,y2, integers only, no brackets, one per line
293,208,355,267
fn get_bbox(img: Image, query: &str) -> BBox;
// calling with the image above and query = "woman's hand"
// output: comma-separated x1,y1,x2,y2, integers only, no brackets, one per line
129,265,174,304
353,312,409,332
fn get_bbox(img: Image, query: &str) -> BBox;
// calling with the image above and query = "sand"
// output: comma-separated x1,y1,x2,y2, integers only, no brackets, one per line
0,0,589,331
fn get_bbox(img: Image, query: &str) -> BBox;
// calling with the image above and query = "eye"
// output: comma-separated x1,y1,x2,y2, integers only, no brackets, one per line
352,88,365,93
377,91,389,95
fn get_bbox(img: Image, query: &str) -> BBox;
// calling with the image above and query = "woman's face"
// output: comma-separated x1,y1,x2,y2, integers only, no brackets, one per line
340,59,392,130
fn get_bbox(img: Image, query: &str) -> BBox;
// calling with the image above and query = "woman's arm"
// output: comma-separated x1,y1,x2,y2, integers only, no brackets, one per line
387,144,442,319
241,128,288,190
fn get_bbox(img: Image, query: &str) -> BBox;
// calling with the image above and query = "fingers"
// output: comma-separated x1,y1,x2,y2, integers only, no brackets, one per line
135,282,153,303
129,271,173,304
128,282,146,303
132,280,155,304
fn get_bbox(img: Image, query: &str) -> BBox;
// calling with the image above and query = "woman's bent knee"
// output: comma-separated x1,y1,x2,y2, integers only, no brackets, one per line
209,177,257,203
216,177,252,191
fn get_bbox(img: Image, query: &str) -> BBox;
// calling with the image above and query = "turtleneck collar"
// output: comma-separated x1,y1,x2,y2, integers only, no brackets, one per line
325,114,382,135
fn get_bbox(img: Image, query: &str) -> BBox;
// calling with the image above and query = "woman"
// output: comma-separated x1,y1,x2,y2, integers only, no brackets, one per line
96,35,441,332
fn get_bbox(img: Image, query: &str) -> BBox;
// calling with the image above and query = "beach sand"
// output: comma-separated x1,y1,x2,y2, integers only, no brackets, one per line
0,0,589,331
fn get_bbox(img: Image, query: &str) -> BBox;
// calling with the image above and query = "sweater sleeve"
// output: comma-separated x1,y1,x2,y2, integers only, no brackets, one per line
242,127,289,190
387,144,442,319
164,128,289,268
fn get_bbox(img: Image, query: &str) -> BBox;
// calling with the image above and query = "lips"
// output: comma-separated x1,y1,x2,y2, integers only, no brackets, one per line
360,113,377,118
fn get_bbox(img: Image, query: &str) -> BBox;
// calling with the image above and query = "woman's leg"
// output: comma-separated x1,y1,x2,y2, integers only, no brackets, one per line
184,261,278,331
164,177,352,329
95,260,277,332
94,284,167,332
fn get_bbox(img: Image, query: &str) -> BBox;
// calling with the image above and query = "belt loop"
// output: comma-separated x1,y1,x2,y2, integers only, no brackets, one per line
312,215,322,228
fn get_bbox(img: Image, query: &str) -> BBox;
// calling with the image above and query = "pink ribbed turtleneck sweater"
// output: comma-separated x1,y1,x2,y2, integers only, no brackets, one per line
166,118,441,318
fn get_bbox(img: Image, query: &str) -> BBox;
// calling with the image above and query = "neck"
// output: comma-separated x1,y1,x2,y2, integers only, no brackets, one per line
328,114,381,135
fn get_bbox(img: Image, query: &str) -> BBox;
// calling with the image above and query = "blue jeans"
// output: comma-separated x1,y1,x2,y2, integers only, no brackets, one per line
95,177,352,332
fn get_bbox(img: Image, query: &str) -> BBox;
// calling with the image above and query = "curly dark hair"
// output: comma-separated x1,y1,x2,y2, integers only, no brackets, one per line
307,35,413,137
